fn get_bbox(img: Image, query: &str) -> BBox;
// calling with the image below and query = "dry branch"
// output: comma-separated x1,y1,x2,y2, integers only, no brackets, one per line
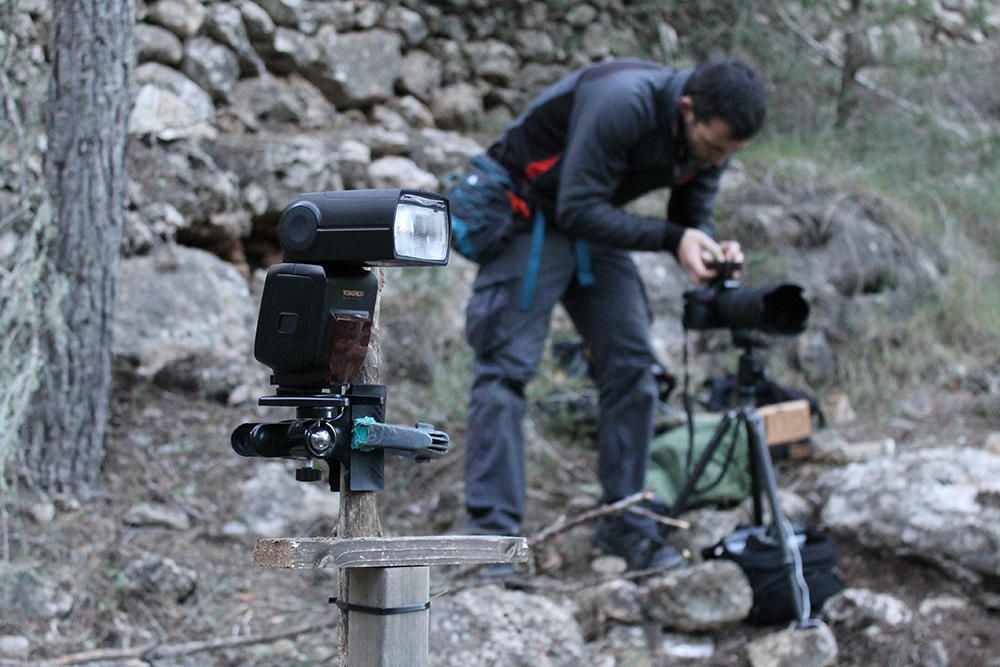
35,619,338,666
527,490,688,548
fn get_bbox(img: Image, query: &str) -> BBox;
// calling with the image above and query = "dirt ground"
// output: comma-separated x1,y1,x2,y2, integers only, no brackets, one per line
1,378,998,666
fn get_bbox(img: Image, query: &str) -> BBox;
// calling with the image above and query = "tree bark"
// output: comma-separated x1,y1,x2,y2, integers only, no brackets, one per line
20,0,133,496
337,267,384,664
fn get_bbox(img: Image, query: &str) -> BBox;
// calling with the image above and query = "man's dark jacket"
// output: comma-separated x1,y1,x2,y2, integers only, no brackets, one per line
486,59,724,254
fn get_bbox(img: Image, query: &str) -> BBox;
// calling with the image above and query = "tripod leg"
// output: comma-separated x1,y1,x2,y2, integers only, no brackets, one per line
743,408,812,626
667,411,736,518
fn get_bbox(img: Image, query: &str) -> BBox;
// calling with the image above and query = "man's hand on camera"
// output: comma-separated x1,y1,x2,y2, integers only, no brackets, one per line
719,240,743,264
715,241,745,280
677,228,723,283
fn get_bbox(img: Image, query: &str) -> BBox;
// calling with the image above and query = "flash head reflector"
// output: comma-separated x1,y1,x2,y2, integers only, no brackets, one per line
278,189,451,266
394,193,449,263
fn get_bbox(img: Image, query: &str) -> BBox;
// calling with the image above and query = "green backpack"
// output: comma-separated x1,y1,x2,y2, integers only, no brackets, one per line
646,415,752,508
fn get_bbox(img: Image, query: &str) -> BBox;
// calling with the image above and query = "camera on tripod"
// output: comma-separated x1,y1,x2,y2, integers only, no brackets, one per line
672,261,825,627
231,189,452,492
682,260,809,335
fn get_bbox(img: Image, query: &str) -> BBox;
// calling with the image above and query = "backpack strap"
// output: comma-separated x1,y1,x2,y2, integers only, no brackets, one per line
574,240,594,287
519,207,547,311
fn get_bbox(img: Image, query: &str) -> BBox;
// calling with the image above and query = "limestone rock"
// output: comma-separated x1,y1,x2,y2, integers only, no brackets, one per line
669,507,744,562
237,463,340,536
822,588,914,628
817,448,1000,587
429,585,588,666
399,50,443,103
338,139,372,189
259,26,320,75
0,636,29,661
307,29,402,108
746,625,838,667
113,246,258,399
209,133,342,217
205,1,265,76
122,555,197,604
128,139,244,241
643,560,753,631
2,571,74,621
124,502,192,530
241,1,276,42
412,128,483,175
514,29,560,62
592,625,655,666
146,0,206,38
795,330,838,387
361,126,411,157
368,156,439,191
566,5,598,27
464,40,520,84
390,95,436,129
256,0,305,27
182,37,241,102
811,430,896,464
575,580,643,638
129,63,217,141
661,633,716,662
134,23,183,65
225,74,334,131
431,83,484,130
381,6,428,47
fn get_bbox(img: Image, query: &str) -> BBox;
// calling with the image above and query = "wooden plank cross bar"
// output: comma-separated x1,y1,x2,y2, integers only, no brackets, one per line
252,535,530,569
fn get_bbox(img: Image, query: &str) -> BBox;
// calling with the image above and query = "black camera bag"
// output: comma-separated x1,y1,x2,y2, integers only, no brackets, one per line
703,525,845,625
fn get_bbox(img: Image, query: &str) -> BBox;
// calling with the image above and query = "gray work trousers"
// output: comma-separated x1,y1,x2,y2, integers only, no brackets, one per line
464,226,659,535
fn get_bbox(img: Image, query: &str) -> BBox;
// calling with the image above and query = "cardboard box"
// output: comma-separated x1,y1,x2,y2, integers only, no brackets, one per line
758,399,812,447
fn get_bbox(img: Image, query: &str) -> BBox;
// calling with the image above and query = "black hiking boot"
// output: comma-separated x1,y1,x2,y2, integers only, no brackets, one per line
594,516,686,571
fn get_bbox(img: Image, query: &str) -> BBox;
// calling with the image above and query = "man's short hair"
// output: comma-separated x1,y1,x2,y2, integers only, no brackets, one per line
683,59,766,140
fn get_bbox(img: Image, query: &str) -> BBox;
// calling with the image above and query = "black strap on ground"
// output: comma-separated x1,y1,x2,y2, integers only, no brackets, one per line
328,597,430,616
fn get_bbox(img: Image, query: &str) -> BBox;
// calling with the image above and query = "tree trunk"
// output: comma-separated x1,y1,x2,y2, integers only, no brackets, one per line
20,0,133,496
836,0,868,128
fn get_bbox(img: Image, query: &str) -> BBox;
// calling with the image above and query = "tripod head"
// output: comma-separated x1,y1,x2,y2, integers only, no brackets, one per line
731,329,770,402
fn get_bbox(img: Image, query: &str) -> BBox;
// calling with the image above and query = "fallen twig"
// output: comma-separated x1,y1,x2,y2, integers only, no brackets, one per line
35,619,339,666
626,505,690,530
527,490,655,547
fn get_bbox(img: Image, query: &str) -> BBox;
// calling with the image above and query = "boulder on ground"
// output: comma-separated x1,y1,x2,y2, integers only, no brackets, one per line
817,448,1000,587
430,584,588,666
113,246,258,399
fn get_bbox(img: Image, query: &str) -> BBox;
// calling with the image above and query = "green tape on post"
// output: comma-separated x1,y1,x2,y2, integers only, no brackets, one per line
353,416,378,452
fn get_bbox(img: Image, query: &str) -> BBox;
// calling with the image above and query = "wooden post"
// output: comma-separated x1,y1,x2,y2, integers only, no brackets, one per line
346,567,429,667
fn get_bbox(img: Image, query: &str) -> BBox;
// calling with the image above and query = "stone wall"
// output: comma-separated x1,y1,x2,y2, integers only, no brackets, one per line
123,0,671,266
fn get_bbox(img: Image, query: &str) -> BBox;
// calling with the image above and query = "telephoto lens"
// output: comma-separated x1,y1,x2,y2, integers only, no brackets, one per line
683,283,809,334
714,283,809,335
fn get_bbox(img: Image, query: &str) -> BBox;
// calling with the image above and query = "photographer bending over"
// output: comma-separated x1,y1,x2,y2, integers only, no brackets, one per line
454,58,766,571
